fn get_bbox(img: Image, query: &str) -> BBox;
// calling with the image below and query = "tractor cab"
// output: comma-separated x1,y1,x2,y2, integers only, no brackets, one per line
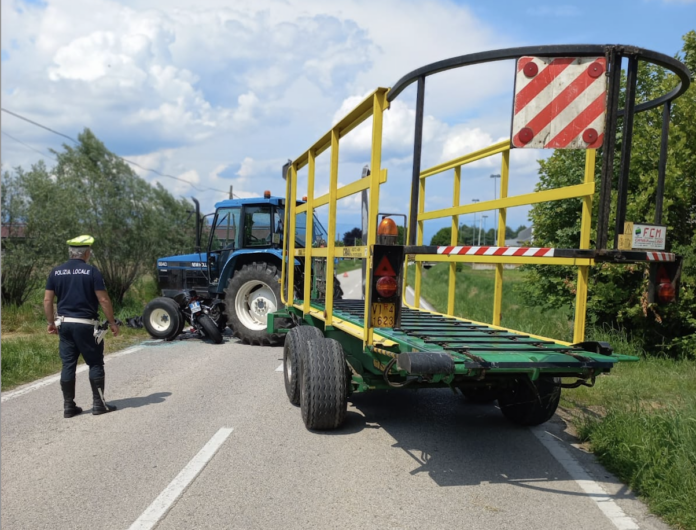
155,193,328,303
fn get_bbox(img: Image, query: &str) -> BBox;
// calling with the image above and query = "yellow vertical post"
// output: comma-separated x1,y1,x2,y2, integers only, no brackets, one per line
287,165,298,307
573,149,596,343
325,130,339,327
280,162,291,305
363,90,387,347
413,177,426,309
303,149,316,313
447,166,461,316
492,149,510,326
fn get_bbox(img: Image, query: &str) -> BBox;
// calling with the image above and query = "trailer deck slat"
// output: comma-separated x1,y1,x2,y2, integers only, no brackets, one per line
302,299,627,369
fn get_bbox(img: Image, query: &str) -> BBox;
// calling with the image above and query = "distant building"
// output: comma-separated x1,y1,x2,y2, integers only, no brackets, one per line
504,226,532,247
1,224,27,239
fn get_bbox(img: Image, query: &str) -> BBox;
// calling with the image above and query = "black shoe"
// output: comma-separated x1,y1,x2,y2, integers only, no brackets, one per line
60,380,83,418
89,377,118,415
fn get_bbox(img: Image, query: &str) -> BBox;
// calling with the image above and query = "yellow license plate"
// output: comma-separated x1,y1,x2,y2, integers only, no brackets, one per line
371,303,395,328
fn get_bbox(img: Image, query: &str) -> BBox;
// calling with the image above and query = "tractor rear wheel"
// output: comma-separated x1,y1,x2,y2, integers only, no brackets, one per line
284,326,324,406
224,262,285,345
498,377,561,426
300,338,347,430
143,297,182,340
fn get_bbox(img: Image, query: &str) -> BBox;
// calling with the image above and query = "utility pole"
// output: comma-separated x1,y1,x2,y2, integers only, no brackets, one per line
478,214,484,246
490,174,500,244
482,215,489,245
472,198,479,245
229,185,234,199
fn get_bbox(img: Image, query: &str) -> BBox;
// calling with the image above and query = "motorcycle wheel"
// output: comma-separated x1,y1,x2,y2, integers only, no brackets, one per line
198,313,224,344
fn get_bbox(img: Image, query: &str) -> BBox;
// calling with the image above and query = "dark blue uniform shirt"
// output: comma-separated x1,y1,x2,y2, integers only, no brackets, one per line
46,259,106,319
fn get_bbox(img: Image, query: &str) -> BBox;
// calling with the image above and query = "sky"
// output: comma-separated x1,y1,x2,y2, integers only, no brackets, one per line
2,0,695,245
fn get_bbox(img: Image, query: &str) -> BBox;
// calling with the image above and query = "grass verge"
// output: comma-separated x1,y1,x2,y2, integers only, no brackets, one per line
1,277,154,391
407,263,572,340
335,259,363,275
410,264,696,529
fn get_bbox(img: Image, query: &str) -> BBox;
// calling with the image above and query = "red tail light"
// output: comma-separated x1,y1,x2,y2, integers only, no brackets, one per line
657,266,676,304
376,276,398,297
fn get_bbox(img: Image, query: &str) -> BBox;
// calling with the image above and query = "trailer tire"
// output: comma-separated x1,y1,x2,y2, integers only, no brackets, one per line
300,338,347,430
143,297,182,340
498,377,561,426
284,326,324,406
198,313,224,344
224,262,285,346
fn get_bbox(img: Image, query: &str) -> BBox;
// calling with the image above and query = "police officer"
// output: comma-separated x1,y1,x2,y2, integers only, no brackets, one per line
44,235,119,417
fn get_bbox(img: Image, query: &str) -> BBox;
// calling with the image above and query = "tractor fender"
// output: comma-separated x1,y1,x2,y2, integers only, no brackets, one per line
217,248,299,294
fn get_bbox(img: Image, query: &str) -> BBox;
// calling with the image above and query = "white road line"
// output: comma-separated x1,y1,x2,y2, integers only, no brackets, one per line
275,363,284,372
129,427,234,530
531,426,639,530
405,286,436,312
1,344,145,403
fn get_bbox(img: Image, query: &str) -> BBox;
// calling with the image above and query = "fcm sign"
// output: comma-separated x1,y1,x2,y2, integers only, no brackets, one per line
631,224,667,250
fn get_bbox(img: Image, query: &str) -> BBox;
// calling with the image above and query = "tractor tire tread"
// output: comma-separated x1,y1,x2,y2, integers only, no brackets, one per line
224,261,286,346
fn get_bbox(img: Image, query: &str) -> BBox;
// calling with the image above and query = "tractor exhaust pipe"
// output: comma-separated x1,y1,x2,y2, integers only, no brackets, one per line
192,197,201,253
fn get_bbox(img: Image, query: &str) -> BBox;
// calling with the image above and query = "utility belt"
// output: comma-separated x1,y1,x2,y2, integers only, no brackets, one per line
55,316,108,344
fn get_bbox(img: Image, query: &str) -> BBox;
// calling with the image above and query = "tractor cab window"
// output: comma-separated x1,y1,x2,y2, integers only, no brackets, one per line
244,206,272,247
211,207,241,251
292,212,329,248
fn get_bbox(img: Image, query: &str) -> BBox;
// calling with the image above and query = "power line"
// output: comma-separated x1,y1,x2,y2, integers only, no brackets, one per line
1,131,56,161
1,107,238,196
2,108,78,143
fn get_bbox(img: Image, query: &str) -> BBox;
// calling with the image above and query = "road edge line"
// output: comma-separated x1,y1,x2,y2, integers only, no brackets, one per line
530,426,639,530
1,344,145,403
128,427,234,530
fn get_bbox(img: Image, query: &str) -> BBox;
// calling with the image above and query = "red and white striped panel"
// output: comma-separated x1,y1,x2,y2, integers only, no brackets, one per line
512,56,607,149
646,252,675,262
437,246,555,257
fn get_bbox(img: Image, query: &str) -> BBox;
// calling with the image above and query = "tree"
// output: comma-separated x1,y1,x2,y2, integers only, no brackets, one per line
1,167,52,306
2,129,196,306
522,31,696,357
343,227,363,246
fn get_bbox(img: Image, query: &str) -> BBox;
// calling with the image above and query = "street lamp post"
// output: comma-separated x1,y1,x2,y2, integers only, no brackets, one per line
482,215,489,245
472,198,480,245
490,174,501,244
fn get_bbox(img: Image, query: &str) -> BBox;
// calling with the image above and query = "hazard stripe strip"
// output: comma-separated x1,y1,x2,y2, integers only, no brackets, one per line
646,252,676,261
435,246,556,257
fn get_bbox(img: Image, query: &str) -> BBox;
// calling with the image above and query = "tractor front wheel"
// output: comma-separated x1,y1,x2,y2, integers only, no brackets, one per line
224,262,285,345
143,297,182,340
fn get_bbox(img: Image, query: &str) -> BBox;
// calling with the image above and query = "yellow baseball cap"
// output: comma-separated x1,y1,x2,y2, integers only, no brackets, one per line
66,235,95,247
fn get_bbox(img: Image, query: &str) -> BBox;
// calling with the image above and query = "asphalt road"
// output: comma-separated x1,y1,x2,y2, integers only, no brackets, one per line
1,285,669,530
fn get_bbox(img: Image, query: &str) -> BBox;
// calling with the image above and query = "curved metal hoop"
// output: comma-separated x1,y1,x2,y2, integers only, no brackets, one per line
387,44,692,115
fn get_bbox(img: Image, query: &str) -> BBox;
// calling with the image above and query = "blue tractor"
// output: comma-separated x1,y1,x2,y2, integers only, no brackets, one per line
143,192,341,345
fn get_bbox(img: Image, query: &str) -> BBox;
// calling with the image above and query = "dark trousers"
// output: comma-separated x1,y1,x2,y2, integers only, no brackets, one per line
59,322,105,381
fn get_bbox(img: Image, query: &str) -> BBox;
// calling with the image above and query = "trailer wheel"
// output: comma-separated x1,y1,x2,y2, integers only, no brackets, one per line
284,326,324,406
498,377,561,426
300,338,347,430
143,297,182,340
198,314,224,344
224,262,285,345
